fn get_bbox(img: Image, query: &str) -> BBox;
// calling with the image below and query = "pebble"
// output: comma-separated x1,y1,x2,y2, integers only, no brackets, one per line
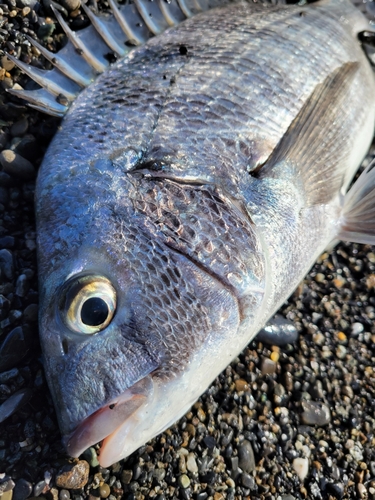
0,150,35,179
301,401,331,426
178,475,190,489
235,379,249,392
15,274,29,297
13,479,32,500
99,484,110,498
238,440,256,473
261,357,277,375
0,327,31,372
293,457,309,482
57,0,80,10
120,471,132,485
1,491,13,500
10,118,28,137
0,249,14,280
256,314,299,345
1,56,15,71
240,473,255,489
186,453,198,474
351,322,364,336
0,388,32,423
82,447,99,467
59,490,70,500
55,461,90,489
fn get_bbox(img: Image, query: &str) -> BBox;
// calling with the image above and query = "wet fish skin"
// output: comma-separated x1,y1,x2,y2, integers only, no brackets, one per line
36,0,375,465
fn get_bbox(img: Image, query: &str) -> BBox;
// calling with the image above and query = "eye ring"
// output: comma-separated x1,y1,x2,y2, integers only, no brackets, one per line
60,274,117,335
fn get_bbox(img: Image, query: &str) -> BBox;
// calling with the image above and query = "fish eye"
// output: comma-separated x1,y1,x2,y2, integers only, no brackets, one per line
60,275,116,334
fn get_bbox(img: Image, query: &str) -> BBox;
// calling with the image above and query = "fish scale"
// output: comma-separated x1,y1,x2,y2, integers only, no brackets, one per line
8,0,375,466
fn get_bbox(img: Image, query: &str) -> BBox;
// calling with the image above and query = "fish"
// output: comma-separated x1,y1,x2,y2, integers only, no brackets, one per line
9,0,375,467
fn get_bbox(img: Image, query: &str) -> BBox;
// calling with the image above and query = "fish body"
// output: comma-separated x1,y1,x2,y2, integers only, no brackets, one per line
35,0,375,466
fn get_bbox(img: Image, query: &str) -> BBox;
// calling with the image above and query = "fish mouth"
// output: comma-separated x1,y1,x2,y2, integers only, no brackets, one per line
65,375,154,466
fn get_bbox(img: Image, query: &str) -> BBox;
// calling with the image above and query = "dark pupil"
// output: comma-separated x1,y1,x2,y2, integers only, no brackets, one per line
81,297,109,326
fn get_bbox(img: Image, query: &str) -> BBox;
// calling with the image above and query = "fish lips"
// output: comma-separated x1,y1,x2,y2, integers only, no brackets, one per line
65,374,154,465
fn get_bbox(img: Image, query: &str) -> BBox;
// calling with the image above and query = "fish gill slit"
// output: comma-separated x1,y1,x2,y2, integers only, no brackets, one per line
162,241,242,317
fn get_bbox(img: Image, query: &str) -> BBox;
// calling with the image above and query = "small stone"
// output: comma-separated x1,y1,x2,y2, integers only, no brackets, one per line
24,304,38,322
1,55,15,71
82,447,99,467
235,379,249,392
153,468,165,482
315,273,325,283
337,331,347,342
326,483,344,499
0,150,35,179
178,475,190,489
240,473,255,489
238,440,256,473
56,461,90,489
270,351,280,362
58,0,79,10
0,236,14,248
0,368,19,384
120,471,132,485
0,388,32,423
186,453,198,474
0,249,14,280
185,423,196,436
59,490,70,500
13,479,32,500
261,357,277,375
293,457,309,481
301,401,331,426
1,491,13,500
357,484,367,498
351,322,364,335
0,327,31,372
15,274,29,297
257,314,298,346
10,118,28,137
99,484,110,498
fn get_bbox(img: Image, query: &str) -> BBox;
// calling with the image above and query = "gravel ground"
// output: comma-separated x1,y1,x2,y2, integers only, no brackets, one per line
1,1,375,499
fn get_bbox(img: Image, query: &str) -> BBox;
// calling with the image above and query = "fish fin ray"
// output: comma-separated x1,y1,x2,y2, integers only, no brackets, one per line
338,159,375,245
260,62,359,206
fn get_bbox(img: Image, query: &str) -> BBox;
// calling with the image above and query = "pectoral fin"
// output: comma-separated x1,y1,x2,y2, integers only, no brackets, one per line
339,159,375,245
260,62,360,206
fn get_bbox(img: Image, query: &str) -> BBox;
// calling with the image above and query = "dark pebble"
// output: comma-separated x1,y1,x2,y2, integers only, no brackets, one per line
238,440,256,473
203,435,216,449
0,150,35,179
257,314,299,345
0,326,32,372
0,368,19,384
326,483,344,499
196,493,208,500
10,117,28,137
0,236,14,248
0,388,32,423
0,187,8,205
13,478,33,500
240,473,256,489
15,274,29,297
14,135,39,162
0,249,14,280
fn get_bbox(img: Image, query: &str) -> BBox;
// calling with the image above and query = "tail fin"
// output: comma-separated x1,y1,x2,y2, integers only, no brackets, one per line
339,159,375,245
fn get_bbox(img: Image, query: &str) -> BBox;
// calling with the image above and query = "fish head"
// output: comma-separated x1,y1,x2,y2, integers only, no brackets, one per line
37,172,266,466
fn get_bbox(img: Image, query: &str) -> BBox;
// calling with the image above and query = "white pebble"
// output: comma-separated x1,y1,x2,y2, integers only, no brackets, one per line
293,457,309,481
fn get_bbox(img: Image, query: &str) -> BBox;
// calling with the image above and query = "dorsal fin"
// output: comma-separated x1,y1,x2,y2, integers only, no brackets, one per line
7,0,230,116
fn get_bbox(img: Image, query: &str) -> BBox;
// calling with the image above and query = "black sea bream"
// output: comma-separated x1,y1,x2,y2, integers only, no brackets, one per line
11,0,375,466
